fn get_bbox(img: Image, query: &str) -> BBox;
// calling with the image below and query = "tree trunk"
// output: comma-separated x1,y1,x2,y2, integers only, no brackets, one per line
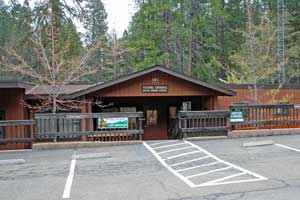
52,95,57,142
187,0,196,76
113,57,116,79
220,0,225,67
246,1,258,104
50,0,60,51
52,95,57,113
163,8,170,68
187,31,193,76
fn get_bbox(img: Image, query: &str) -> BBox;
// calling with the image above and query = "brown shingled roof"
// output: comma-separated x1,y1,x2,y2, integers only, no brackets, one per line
25,84,93,99
0,80,34,90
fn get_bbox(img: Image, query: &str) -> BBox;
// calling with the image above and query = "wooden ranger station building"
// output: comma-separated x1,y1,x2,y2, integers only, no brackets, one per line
0,65,235,146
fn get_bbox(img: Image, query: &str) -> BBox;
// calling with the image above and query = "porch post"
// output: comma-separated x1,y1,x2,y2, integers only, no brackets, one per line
87,98,93,132
29,110,35,148
202,96,218,110
80,96,87,141
212,96,218,110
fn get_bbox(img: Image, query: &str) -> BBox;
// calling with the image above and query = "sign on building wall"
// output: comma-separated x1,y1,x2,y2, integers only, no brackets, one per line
294,104,300,109
98,117,128,129
230,111,244,122
142,85,168,93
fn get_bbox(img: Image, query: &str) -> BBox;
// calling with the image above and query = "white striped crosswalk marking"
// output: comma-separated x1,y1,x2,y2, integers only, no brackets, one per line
143,140,267,188
186,166,232,179
170,156,210,167
176,161,219,172
158,146,194,154
153,143,187,150
166,150,200,160
198,172,247,186
149,140,179,147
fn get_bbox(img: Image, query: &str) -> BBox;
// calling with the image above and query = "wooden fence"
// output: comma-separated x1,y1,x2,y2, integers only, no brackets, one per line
0,120,36,149
3,104,300,150
178,110,230,138
230,104,300,130
35,112,144,141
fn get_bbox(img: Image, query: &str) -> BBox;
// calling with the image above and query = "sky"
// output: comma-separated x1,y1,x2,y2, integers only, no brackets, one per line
102,0,137,37
4,0,137,38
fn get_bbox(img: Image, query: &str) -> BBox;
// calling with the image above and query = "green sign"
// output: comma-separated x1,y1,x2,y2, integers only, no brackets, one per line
230,111,244,122
98,117,128,129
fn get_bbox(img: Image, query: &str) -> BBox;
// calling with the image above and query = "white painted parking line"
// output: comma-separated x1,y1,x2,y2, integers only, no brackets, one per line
153,142,186,150
275,143,300,153
144,140,267,188
187,166,232,179
62,152,77,199
170,156,210,167
149,140,179,147
199,177,264,187
166,150,200,160
176,161,220,172
158,146,194,154
200,172,246,186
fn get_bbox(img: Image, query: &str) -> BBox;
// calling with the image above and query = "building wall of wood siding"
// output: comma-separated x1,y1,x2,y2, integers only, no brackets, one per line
217,88,300,110
89,71,223,97
0,88,26,150
86,71,223,140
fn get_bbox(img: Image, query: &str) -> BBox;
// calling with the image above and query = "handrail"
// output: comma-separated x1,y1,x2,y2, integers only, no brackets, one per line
0,120,36,127
178,110,229,138
230,103,300,130
35,112,143,119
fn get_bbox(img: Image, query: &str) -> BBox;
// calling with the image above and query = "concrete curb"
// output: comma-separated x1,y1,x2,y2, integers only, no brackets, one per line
0,159,25,165
32,140,143,150
0,149,32,153
228,128,300,138
186,136,228,141
243,140,274,147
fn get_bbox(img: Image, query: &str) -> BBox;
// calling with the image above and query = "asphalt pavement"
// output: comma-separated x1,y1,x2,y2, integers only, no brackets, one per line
1,134,300,200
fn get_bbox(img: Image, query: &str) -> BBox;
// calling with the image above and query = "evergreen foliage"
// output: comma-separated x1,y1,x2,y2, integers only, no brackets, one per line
0,0,300,85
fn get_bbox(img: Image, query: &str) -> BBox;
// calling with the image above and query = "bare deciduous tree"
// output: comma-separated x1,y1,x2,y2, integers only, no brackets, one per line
0,24,103,113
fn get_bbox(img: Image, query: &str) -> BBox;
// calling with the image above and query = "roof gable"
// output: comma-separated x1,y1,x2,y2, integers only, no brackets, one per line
69,66,235,98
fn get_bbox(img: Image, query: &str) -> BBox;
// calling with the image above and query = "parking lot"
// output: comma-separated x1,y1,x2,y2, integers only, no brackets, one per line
1,134,300,200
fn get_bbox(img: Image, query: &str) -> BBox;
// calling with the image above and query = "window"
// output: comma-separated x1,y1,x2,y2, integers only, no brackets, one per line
182,101,191,111
147,110,158,126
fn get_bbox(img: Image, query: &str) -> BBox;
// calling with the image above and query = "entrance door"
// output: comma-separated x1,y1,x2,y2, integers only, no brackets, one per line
143,104,168,140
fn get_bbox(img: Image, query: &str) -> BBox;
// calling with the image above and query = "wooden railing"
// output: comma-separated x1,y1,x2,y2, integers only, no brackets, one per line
35,112,144,141
178,110,230,138
230,104,300,130
0,120,36,148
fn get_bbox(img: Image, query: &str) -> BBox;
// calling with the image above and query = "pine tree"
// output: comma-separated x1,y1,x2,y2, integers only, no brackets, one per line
82,0,108,82
34,0,83,59
84,0,108,44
